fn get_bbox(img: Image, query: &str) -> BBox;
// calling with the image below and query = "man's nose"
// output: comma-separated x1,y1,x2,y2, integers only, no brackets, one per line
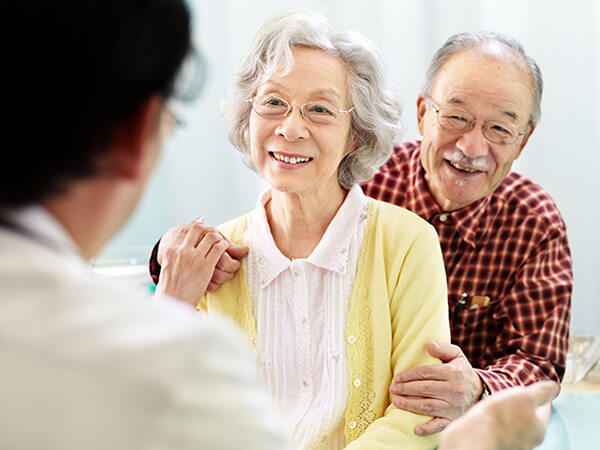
275,106,309,141
455,121,489,158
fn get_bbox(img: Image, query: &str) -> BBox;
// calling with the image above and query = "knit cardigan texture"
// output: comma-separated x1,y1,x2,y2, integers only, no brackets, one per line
200,198,450,449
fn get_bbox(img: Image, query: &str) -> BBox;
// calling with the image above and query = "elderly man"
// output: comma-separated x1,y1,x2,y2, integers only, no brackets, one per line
363,32,572,435
0,1,288,449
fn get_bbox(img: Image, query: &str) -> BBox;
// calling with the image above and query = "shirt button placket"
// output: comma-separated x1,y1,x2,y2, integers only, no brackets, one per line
293,261,311,403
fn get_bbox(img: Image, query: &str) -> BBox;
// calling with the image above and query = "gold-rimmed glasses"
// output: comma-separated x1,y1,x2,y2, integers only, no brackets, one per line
246,95,354,126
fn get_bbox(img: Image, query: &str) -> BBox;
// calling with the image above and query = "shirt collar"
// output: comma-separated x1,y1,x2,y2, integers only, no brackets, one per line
3,204,87,263
249,184,368,288
410,142,500,248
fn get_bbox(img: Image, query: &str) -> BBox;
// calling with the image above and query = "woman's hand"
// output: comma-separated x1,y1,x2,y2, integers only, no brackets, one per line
155,219,248,305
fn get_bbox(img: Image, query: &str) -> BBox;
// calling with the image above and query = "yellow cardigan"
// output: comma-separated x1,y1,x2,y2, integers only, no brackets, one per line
201,198,450,449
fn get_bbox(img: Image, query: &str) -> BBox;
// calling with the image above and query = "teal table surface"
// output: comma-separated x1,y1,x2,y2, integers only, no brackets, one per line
536,392,600,449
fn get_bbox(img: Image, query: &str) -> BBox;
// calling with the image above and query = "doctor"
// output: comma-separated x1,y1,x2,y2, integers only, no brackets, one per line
0,1,288,449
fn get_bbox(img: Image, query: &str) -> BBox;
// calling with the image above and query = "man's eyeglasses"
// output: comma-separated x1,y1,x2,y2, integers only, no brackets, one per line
246,95,354,126
161,107,184,140
428,97,529,145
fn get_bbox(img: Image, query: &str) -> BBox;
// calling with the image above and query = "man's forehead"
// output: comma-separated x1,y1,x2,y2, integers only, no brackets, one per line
431,49,534,122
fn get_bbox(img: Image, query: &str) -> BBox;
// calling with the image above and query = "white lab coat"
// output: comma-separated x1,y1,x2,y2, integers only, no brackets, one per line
0,206,290,450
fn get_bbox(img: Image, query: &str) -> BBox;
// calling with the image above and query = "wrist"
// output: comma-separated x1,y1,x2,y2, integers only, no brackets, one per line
472,371,486,402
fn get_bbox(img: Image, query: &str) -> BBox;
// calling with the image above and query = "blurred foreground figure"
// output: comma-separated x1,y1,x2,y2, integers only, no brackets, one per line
439,381,559,450
0,1,289,449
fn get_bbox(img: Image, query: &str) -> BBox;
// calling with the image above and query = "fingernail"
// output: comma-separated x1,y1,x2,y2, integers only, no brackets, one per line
415,428,423,436
195,216,205,223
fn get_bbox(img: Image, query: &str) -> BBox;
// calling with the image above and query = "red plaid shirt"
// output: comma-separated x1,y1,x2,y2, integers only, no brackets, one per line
363,141,572,393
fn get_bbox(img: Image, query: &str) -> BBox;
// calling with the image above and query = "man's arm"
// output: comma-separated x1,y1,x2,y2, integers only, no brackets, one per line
474,225,572,393
389,220,572,435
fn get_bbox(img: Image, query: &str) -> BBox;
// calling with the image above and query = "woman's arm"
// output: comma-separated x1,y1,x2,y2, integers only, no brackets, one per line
346,225,450,449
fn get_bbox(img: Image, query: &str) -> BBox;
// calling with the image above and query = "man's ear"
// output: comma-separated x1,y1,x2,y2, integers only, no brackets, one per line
105,95,163,179
416,95,427,136
517,122,536,157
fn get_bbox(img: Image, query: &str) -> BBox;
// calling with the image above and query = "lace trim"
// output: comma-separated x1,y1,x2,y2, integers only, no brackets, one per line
344,202,377,443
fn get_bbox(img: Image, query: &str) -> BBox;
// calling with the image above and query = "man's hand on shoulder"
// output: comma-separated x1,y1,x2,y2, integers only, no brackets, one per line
389,341,484,436
155,218,248,304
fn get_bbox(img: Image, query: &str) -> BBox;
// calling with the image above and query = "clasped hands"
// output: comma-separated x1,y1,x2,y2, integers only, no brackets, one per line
155,219,248,306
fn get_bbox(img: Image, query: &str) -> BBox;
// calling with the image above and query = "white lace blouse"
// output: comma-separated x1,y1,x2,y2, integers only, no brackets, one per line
243,184,369,449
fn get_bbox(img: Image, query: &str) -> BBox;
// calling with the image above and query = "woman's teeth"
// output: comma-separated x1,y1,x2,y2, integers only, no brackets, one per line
449,161,478,173
272,152,311,164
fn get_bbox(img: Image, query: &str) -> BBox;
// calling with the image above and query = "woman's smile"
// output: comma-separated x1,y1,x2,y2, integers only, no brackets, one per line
269,151,313,169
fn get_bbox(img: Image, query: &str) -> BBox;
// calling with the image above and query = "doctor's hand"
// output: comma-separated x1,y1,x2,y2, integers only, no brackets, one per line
389,341,483,436
157,219,248,294
438,381,558,450
155,219,247,305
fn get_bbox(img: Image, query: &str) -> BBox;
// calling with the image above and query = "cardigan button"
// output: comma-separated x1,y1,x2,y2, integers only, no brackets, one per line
348,421,357,429
347,335,357,344
353,378,361,387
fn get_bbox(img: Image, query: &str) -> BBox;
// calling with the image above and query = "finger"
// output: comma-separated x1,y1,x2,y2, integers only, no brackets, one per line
216,252,241,273
390,379,447,399
181,222,212,248
426,341,463,363
393,364,448,383
534,402,553,428
206,281,219,292
528,381,560,406
414,417,451,436
195,232,224,258
205,240,229,268
210,267,236,285
226,243,249,259
391,395,450,418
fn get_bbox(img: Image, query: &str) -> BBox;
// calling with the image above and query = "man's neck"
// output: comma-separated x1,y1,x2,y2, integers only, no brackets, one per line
43,177,135,259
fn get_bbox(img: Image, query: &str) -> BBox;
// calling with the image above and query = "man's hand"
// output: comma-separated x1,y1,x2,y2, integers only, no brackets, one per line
389,341,484,436
438,381,559,450
155,219,248,305
157,219,248,294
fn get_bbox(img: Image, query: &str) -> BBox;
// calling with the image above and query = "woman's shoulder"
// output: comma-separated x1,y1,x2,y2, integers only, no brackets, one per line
366,197,436,238
217,212,252,244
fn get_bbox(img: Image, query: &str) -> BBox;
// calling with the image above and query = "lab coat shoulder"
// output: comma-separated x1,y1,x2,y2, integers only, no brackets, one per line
0,233,290,450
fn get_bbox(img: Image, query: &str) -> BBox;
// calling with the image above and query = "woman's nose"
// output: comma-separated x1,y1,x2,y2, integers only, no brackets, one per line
274,106,310,141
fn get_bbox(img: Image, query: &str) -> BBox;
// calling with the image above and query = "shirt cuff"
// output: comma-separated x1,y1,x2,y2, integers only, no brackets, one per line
149,238,162,285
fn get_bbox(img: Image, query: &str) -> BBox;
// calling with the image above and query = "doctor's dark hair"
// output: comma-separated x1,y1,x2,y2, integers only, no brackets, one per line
1,0,194,207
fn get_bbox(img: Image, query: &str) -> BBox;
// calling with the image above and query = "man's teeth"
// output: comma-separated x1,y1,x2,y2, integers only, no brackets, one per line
449,161,478,173
272,153,311,164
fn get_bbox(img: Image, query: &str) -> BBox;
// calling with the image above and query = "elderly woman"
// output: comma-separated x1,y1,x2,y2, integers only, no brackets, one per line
153,9,450,449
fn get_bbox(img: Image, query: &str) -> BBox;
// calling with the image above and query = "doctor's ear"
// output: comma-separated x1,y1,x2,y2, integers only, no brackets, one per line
101,95,164,179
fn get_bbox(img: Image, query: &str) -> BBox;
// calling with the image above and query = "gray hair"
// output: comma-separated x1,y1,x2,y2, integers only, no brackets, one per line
221,8,402,189
422,31,543,126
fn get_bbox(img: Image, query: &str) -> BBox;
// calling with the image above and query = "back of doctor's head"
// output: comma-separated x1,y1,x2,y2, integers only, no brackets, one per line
1,0,193,207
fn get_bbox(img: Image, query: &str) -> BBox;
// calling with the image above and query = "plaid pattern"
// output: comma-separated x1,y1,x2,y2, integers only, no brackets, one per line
362,141,572,393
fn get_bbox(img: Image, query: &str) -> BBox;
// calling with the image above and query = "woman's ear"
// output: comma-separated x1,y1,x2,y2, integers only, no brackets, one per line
345,128,359,155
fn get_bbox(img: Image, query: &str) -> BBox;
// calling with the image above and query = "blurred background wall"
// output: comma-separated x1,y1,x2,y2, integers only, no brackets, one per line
104,0,600,333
